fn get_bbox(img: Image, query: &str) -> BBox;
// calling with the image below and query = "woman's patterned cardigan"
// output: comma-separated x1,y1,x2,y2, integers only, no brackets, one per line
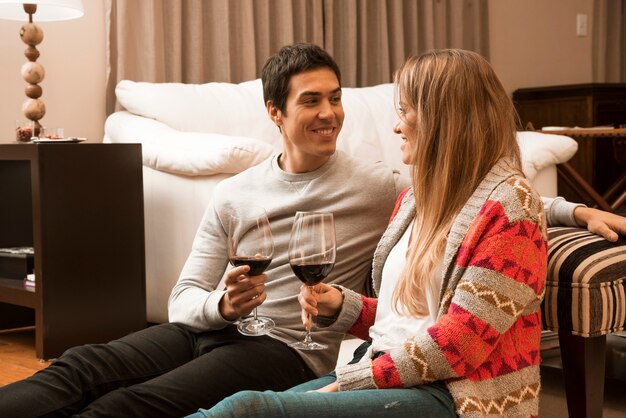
335,159,548,418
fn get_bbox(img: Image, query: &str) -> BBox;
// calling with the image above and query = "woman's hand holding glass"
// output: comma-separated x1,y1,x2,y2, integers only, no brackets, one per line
297,282,344,330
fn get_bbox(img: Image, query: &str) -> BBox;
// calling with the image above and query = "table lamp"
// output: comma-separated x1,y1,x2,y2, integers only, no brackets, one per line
0,0,83,138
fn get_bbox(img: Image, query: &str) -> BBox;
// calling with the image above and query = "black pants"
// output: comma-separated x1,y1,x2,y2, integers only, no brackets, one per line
0,323,316,418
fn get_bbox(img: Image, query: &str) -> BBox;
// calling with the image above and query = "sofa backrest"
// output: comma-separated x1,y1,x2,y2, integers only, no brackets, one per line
115,79,409,176
114,79,578,183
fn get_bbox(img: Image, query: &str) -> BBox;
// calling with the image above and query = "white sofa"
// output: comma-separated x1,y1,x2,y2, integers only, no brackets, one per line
104,78,578,325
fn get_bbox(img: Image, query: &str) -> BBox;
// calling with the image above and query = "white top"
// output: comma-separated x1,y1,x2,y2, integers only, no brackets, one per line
368,221,442,356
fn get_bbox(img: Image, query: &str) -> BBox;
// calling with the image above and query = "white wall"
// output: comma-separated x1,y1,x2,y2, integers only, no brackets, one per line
0,0,106,144
489,0,594,94
0,0,596,144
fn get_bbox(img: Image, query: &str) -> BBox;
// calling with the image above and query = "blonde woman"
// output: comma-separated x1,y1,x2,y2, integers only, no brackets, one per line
191,49,547,418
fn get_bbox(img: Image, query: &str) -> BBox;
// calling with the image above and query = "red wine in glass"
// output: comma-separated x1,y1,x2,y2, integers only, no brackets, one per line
289,261,334,286
228,206,275,336
230,256,272,276
288,212,336,350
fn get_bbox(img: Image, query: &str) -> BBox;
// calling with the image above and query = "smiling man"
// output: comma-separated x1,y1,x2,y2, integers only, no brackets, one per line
268,68,344,172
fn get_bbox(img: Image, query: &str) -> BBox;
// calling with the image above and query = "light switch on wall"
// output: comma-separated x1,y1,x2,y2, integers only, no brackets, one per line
576,13,588,37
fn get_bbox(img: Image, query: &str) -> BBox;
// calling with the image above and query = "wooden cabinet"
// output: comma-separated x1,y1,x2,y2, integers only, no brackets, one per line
513,83,626,202
513,83,626,128
0,143,146,359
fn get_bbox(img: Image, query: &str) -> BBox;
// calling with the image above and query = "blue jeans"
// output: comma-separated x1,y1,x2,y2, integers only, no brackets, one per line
187,343,456,418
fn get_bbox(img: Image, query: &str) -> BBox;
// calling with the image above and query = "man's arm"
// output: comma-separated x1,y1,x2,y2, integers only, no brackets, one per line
542,196,626,242
168,201,233,330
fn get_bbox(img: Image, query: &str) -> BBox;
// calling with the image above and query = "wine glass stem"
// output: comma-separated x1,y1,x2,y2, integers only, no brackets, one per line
303,311,313,343
304,285,316,342
253,307,259,322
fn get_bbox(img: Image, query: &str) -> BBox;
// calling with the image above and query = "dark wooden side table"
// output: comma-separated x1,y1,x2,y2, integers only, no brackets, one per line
538,128,626,212
0,143,146,359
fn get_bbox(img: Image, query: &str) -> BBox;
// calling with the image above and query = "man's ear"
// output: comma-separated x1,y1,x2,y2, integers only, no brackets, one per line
266,101,282,127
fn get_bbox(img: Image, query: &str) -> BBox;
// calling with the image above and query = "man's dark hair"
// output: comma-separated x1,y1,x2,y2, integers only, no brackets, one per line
261,43,342,113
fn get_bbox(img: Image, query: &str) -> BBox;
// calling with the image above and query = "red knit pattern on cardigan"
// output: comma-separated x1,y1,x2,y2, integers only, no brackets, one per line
347,295,377,341
429,305,542,381
371,198,546,388
456,200,546,294
372,353,403,388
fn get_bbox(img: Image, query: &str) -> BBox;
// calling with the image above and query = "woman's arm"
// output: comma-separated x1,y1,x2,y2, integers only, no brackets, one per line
297,283,374,339
344,295,378,341
542,196,626,242
573,206,626,242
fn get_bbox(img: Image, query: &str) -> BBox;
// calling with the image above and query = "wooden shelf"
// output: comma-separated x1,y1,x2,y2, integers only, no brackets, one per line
0,278,36,308
0,143,147,358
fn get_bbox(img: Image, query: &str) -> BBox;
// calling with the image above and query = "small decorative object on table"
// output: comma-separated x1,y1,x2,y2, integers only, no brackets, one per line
39,126,64,139
32,136,86,143
15,119,34,143
15,121,70,143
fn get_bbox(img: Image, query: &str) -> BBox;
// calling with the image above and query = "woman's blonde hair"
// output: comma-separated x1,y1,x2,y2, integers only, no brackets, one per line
392,49,522,317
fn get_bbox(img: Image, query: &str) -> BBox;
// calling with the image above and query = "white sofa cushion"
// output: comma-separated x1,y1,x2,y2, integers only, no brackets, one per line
517,131,578,180
115,79,283,150
105,112,275,176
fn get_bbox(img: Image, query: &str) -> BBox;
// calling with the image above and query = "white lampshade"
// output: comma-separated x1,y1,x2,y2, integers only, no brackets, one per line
0,0,83,21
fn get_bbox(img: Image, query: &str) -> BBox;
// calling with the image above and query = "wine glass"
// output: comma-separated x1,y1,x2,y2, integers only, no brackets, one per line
228,206,275,336
288,211,336,350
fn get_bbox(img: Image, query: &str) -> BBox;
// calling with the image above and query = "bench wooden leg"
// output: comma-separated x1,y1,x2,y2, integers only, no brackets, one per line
558,331,606,418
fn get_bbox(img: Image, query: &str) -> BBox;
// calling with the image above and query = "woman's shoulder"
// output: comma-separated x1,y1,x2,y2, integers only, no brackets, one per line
488,173,546,230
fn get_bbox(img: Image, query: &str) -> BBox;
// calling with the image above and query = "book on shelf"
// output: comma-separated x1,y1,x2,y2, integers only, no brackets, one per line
0,246,34,280
0,247,34,255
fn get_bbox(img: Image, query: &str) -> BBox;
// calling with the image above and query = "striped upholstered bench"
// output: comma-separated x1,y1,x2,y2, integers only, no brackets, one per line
544,226,626,418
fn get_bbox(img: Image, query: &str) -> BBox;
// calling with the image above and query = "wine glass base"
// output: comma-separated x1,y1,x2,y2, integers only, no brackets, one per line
237,317,275,336
288,341,328,350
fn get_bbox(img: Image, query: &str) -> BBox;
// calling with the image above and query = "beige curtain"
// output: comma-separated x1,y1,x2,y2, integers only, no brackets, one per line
593,0,626,82
105,0,325,113
105,0,488,114
324,0,489,87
